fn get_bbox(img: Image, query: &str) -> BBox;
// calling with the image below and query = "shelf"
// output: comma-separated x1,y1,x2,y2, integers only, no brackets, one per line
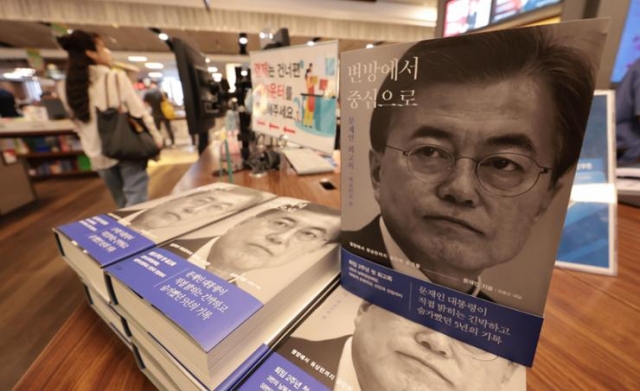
19,151,85,158
31,171,96,180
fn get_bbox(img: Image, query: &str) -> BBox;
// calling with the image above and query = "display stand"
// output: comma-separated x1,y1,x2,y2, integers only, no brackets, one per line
556,90,618,275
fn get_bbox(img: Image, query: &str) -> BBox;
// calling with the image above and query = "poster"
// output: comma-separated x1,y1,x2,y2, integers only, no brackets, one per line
250,41,339,155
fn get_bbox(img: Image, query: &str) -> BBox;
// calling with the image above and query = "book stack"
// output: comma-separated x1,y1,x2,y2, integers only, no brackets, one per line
54,184,342,390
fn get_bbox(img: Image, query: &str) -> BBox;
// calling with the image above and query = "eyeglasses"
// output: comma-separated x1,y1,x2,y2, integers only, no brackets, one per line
386,144,552,197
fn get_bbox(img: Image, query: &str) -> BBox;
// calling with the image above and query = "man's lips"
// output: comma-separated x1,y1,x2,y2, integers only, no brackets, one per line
423,215,483,235
246,243,273,256
397,352,453,385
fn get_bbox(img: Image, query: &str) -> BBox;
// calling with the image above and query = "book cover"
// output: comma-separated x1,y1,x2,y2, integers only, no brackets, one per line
556,90,617,275
54,182,275,302
106,197,341,389
83,282,131,348
237,286,525,391
339,19,608,366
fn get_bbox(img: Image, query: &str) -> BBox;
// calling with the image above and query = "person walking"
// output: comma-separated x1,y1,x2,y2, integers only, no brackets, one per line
58,30,163,207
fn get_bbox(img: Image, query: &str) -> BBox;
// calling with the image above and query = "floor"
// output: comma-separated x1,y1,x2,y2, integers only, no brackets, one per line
0,145,196,390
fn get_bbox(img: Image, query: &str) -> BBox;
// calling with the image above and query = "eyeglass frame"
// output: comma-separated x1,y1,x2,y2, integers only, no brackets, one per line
385,144,553,197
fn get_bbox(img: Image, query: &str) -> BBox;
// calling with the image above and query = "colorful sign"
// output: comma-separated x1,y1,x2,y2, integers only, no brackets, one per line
250,42,339,155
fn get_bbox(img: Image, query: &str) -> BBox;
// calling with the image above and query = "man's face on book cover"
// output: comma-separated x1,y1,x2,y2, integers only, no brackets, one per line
130,189,259,230
209,209,340,271
351,302,516,391
370,76,559,286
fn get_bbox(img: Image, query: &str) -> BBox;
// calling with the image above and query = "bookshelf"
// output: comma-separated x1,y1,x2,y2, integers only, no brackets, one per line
0,119,95,179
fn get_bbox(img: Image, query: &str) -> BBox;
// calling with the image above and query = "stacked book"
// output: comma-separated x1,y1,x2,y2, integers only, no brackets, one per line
54,182,341,390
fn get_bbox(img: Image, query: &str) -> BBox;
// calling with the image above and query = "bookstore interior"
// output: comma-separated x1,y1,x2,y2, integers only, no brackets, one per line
2,0,640,390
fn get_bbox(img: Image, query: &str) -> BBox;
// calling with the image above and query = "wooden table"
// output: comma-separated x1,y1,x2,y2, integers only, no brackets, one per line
14,147,640,390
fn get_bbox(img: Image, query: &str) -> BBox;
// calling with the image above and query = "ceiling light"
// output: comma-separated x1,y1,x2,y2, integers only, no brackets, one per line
366,43,375,49
208,66,218,73
145,62,164,69
158,33,169,41
128,56,147,62
212,73,223,82
205,58,211,63
148,72,163,78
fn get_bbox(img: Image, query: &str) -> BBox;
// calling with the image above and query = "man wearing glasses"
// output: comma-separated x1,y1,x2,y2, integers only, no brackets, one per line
342,25,599,300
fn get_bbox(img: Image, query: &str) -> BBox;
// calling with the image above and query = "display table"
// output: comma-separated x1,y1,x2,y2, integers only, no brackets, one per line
13,146,640,390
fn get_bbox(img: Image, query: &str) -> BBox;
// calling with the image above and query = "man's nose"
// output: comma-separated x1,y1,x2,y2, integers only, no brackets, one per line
266,229,296,245
414,327,455,358
184,203,214,214
435,158,479,206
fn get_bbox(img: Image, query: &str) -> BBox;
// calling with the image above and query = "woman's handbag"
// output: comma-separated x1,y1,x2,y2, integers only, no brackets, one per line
160,95,176,120
97,73,160,160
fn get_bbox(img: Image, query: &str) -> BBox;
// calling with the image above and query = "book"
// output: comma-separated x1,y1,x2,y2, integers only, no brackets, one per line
132,344,181,391
54,182,275,302
106,197,341,390
128,318,207,391
83,282,131,348
339,19,608,366
236,285,526,391
127,278,336,391
556,90,617,275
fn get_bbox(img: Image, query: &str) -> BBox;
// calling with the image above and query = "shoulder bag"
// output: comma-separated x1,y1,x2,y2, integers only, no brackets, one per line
97,72,160,160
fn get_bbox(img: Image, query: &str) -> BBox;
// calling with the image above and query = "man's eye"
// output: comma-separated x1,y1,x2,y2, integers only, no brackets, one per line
484,157,522,172
416,146,447,159
270,219,291,228
299,230,320,241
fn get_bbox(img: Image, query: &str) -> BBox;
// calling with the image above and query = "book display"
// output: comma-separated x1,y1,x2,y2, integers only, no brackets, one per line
44,19,628,391
106,197,341,390
54,182,275,302
0,119,91,178
556,90,618,275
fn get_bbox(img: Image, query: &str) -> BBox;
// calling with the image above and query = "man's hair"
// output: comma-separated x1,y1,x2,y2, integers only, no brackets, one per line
130,186,263,225
251,203,341,243
370,26,597,184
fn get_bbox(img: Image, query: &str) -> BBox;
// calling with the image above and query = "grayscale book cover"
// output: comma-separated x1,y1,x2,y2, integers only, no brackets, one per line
237,286,525,391
339,20,608,366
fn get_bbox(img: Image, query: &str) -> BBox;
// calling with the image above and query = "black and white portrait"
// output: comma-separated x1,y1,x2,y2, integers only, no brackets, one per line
341,20,608,314
109,183,273,242
166,198,341,302
276,287,525,391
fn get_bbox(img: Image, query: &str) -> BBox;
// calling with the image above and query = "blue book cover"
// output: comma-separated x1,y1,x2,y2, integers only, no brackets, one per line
106,197,341,389
556,91,617,275
53,183,275,301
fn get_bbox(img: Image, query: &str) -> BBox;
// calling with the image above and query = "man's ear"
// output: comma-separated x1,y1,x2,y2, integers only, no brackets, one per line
354,300,373,327
534,178,564,222
369,149,383,204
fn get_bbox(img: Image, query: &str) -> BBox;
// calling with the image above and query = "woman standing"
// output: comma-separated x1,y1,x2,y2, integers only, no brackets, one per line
57,30,163,207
